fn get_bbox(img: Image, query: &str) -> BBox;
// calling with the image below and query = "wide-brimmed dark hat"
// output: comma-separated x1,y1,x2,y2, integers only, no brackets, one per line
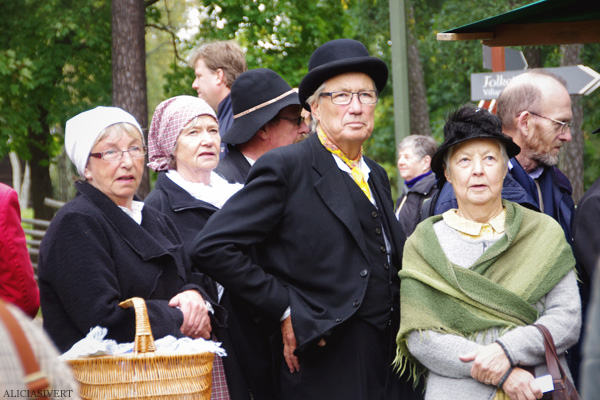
298,39,388,111
222,68,300,145
431,108,521,177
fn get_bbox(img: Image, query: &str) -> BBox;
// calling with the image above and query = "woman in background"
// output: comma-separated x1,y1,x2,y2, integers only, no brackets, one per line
395,135,438,236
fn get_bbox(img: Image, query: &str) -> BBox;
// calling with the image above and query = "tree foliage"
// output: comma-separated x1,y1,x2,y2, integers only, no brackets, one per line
1,0,112,216
4,0,600,212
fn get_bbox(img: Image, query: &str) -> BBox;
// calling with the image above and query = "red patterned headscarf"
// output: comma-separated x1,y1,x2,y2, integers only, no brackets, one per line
147,95,217,171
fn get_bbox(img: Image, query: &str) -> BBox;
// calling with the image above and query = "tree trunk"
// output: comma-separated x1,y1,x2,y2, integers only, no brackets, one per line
29,119,55,220
406,2,431,136
559,44,584,204
522,46,542,69
112,0,150,198
9,152,22,206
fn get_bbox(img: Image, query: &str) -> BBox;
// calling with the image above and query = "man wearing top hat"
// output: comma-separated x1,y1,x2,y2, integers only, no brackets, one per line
190,39,414,399
215,68,309,184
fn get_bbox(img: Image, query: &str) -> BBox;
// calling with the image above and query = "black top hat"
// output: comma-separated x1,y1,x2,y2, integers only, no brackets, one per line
222,68,301,145
298,39,388,111
431,107,521,177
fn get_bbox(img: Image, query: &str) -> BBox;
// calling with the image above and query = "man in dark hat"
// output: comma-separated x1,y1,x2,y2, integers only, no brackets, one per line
190,39,414,399
214,68,308,184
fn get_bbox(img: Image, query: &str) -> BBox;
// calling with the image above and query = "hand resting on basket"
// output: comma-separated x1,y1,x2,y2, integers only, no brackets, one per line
169,290,211,339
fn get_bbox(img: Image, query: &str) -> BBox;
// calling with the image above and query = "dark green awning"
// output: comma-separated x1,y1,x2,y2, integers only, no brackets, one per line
437,0,600,46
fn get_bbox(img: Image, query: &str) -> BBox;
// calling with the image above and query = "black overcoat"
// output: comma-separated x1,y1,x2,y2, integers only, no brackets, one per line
38,181,202,352
145,172,277,400
214,144,252,184
190,133,406,353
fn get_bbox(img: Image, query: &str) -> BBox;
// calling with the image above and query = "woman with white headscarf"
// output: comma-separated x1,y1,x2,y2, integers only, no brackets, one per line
38,106,213,354
145,96,246,400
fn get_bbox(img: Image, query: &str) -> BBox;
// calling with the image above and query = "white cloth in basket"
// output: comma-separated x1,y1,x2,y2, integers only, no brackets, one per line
60,326,226,360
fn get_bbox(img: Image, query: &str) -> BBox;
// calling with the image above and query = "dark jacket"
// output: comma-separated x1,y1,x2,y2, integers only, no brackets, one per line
217,94,234,138
38,181,201,353
581,266,600,400
145,172,272,400
214,145,251,184
395,172,438,236
190,133,406,351
572,177,600,281
145,174,219,257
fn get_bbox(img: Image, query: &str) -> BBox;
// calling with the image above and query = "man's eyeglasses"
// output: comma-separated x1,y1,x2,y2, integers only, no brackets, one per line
277,116,304,126
89,146,148,161
520,111,573,133
320,90,379,105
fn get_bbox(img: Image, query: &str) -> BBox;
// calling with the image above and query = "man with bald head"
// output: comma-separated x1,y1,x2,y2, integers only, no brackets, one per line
496,70,574,233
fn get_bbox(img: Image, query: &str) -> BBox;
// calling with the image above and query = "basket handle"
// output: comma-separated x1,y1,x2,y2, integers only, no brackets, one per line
119,297,156,354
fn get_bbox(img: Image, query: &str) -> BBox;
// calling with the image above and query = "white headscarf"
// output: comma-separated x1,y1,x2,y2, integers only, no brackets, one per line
65,106,143,177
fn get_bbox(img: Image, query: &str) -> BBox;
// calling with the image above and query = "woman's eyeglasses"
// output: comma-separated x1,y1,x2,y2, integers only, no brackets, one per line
89,146,148,161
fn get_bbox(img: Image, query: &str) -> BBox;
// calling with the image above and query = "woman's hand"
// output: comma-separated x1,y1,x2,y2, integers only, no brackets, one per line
169,290,211,339
281,315,300,373
501,367,543,400
460,343,511,385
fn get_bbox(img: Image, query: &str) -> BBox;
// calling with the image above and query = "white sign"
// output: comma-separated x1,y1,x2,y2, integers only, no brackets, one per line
471,65,600,101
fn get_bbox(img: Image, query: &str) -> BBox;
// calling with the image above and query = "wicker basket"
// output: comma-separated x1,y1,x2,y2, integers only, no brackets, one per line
67,297,214,400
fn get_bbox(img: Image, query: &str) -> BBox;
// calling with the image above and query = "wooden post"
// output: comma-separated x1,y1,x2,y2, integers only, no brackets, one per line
389,0,410,189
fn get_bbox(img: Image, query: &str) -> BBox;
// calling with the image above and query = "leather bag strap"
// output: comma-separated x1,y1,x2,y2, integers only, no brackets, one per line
0,301,50,399
534,324,563,381
533,324,580,400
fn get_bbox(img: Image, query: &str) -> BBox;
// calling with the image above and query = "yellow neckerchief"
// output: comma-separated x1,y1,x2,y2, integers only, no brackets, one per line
317,128,372,200
442,208,506,241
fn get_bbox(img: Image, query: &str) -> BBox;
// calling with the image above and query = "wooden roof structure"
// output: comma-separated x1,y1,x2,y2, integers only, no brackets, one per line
436,0,600,46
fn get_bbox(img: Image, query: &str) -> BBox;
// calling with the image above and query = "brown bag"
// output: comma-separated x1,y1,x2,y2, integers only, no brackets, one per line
0,300,50,399
533,324,580,400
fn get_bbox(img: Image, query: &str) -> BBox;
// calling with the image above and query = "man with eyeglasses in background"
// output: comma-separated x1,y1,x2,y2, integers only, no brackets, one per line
426,69,586,388
191,39,417,399
214,68,308,184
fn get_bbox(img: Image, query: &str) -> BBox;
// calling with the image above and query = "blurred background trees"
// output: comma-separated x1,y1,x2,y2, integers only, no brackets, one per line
2,0,599,218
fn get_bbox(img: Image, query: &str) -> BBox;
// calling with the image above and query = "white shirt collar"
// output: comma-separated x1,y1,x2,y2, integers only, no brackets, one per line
330,153,371,180
119,200,144,225
166,169,243,209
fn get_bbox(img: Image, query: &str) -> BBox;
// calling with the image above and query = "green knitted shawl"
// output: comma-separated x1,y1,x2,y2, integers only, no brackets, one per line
394,200,575,383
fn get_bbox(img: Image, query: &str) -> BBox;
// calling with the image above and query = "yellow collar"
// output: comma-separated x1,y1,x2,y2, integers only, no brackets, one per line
442,208,506,240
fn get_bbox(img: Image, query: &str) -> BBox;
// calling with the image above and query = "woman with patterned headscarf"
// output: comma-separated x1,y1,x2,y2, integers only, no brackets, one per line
145,95,247,400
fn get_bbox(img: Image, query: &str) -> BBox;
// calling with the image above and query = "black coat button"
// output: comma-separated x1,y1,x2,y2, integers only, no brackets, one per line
353,300,360,307
372,211,378,218
335,317,342,323
380,246,386,253
360,269,368,277
375,227,382,235
383,263,390,270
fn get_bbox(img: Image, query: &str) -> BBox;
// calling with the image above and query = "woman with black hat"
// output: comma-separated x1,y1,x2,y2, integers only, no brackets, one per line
394,105,581,400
